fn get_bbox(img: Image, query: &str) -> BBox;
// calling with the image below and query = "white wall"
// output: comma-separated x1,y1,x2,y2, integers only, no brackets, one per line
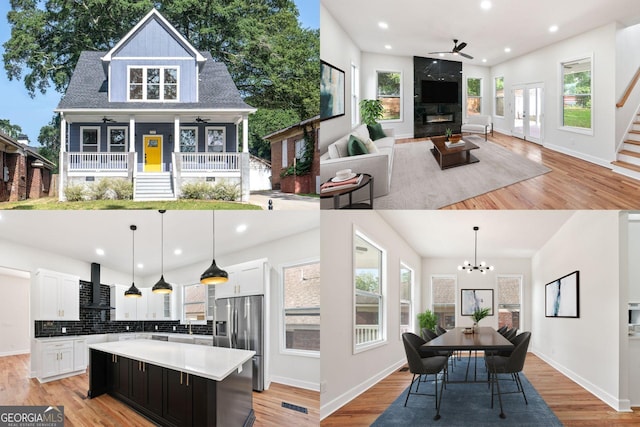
629,220,640,301
0,270,30,356
531,211,627,411
320,4,361,152
320,211,421,419
491,23,617,166
361,53,415,139
462,64,493,122
615,23,640,147
161,227,321,392
421,257,532,330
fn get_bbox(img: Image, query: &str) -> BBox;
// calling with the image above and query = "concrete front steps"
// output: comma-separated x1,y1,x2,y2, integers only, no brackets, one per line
612,120,640,180
134,173,175,201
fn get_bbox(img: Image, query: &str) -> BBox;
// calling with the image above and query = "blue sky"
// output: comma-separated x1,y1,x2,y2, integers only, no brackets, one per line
0,0,319,146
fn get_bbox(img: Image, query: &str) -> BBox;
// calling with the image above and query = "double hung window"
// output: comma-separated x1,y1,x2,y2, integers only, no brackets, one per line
129,66,179,101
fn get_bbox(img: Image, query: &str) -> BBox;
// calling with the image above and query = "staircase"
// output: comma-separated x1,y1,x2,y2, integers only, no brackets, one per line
134,173,175,201
612,116,640,180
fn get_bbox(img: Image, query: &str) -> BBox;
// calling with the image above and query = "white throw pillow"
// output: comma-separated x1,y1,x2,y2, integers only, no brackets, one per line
363,138,379,154
328,143,340,159
334,136,350,158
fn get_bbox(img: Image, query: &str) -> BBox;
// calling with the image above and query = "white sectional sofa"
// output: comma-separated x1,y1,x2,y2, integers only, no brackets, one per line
320,124,395,199
461,115,493,140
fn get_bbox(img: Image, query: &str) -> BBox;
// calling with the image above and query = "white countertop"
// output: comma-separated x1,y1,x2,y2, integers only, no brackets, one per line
89,339,254,382
34,332,214,343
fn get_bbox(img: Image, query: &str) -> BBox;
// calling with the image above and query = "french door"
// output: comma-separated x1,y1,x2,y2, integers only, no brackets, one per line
512,83,544,144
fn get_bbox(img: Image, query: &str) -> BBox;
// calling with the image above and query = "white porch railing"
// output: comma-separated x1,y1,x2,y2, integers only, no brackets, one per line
178,153,241,172
355,325,380,345
68,153,130,171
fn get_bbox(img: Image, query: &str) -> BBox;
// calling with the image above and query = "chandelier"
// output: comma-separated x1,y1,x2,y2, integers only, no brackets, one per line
458,226,494,274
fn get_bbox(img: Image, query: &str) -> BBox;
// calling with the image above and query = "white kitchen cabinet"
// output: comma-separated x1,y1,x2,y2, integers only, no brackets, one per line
40,341,74,379
136,287,148,320
147,291,171,320
33,269,80,321
73,339,87,371
110,284,138,320
215,258,268,298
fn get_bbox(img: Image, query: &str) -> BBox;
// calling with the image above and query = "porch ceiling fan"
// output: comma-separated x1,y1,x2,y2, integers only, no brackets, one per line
195,116,210,123
429,39,474,60
102,117,115,123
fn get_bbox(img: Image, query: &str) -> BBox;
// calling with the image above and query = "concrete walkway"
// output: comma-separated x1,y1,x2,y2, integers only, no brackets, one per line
248,190,319,210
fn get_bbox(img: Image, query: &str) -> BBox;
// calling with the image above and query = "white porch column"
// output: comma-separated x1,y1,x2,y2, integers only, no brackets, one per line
174,116,180,152
58,114,66,201
242,115,249,153
129,116,135,152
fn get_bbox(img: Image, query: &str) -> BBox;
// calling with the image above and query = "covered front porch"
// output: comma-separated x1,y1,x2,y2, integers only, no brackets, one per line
57,110,252,201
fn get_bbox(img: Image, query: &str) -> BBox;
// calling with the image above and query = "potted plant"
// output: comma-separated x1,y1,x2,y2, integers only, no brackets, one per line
471,307,491,331
359,99,384,126
445,128,453,141
417,309,438,333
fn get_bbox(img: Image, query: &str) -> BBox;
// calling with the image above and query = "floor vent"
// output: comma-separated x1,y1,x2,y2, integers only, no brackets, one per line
398,367,409,372
281,402,308,414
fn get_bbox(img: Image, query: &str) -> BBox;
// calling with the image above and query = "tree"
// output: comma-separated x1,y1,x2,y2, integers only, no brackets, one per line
0,119,22,139
248,108,299,160
37,114,60,173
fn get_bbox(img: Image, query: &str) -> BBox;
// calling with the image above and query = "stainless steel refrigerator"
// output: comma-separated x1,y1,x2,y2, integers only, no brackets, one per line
213,295,264,391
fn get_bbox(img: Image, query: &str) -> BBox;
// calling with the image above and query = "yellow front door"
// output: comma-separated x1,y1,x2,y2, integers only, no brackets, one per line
144,135,162,172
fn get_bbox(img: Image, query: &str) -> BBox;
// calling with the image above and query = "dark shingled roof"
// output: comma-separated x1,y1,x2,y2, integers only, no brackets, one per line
57,51,253,110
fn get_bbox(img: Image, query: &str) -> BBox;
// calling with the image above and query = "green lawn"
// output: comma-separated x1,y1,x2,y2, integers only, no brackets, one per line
0,197,262,210
563,107,591,129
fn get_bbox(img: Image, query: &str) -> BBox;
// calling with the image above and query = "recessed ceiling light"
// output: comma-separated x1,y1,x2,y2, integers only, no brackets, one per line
549,25,559,33
504,47,511,53
137,263,144,269
482,58,487,63
480,1,492,10
236,224,248,233
96,248,105,256
378,22,388,29
174,248,182,255
439,53,445,57
384,44,392,50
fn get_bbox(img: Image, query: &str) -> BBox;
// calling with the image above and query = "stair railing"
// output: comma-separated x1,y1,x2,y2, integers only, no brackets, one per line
617,66,640,108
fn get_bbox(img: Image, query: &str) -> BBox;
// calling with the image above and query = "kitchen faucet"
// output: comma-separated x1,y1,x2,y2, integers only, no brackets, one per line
187,319,193,335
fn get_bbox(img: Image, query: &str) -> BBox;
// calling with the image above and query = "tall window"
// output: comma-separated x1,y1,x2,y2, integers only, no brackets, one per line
351,63,360,127
467,77,482,116
180,127,197,152
400,263,413,335
183,283,207,325
206,127,226,152
108,127,128,152
431,276,456,329
282,261,320,354
295,138,305,160
81,127,100,152
377,71,402,121
354,231,385,352
128,66,179,101
497,275,522,330
495,76,504,117
561,57,592,131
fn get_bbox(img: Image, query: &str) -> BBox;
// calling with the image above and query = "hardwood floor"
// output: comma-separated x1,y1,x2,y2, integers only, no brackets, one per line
0,354,319,427
321,353,640,426
396,132,640,209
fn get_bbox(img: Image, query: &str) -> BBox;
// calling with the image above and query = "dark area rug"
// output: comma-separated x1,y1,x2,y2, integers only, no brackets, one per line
372,357,562,426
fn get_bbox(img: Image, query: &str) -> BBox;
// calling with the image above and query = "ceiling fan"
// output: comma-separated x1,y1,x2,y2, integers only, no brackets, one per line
102,117,115,123
429,39,474,60
195,116,210,123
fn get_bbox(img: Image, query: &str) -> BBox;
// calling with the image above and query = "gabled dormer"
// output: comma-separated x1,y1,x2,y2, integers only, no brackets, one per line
101,9,206,103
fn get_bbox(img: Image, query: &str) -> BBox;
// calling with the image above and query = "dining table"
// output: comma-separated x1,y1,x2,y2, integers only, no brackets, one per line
421,326,514,382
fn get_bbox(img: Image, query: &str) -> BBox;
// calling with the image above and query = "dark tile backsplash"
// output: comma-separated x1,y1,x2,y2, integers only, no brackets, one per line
34,280,213,338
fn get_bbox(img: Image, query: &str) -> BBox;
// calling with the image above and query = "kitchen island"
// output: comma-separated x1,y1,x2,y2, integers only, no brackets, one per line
88,340,255,427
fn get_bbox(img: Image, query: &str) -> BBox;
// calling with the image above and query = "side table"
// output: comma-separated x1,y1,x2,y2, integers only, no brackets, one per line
320,174,373,209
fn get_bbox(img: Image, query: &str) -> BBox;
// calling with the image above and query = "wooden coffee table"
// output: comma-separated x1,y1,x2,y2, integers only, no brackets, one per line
430,138,480,170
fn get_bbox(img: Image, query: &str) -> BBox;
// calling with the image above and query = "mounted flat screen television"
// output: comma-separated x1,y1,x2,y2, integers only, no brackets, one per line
421,80,458,104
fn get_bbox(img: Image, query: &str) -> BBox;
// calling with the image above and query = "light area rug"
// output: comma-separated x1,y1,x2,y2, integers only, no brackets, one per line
373,136,551,209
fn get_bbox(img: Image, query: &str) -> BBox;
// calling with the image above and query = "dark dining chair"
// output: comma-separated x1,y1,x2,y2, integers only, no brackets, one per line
422,328,438,341
485,331,531,419
497,325,508,335
503,328,517,341
435,325,447,336
402,332,447,420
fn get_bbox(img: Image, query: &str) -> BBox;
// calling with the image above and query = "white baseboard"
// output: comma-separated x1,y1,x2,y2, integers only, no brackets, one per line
0,349,30,357
320,358,406,420
532,348,632,412
269,375,319,392
543,143,612,169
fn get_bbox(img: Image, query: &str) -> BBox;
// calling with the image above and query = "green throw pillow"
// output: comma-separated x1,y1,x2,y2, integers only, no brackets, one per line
367,123,386,141
347,135,369,156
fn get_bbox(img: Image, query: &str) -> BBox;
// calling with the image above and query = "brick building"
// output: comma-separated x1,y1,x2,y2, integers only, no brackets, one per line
0,132,55,202
265,116,320,194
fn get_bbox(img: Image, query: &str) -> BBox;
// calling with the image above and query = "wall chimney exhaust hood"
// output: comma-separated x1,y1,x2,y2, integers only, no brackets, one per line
82,262,115,310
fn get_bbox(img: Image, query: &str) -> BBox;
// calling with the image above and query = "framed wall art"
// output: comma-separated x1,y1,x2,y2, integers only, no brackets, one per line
320,61,345,121
545,270,579,318
461,289,494,316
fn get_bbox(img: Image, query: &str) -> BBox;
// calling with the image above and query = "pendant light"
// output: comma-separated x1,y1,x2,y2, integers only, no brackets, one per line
200,211,228,285
152,210,173,294
458,226,494,274
125,225,142,298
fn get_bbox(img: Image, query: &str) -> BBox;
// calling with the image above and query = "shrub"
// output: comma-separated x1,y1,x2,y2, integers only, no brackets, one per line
111,179,133,200
89,178,117,200
64,184,86,201
181,181,214,199
210,180,240,201
180,180,240,201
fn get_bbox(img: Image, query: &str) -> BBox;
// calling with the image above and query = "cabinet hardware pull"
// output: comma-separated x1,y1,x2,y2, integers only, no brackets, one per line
143,362,145,372
138,361,141,371
186,373,189,386
180,372,183,385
